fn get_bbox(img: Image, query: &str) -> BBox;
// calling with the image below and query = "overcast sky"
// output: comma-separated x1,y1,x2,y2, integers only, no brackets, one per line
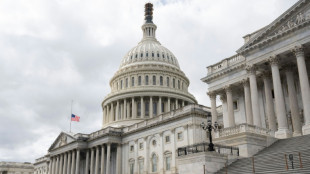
0,0,298,162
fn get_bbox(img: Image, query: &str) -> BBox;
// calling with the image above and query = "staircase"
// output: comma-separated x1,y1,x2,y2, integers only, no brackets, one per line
216,134,310,174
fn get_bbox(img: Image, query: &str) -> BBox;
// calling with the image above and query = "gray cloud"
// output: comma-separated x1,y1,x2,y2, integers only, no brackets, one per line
0,0,298,162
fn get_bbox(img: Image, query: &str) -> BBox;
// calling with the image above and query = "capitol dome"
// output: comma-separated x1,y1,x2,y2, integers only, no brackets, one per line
102,3,196,128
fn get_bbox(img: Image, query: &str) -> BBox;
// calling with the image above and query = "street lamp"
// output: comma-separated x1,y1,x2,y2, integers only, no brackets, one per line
201,118,218,151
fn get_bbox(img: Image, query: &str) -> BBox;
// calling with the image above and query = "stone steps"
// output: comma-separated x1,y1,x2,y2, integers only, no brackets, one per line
215,134,310,174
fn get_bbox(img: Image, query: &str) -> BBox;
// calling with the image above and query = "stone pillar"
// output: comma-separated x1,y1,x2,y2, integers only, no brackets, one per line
159,97,162,114
116,100,119,121
106,143,111,174
124,99,127,119
269,56,291,138
75,150,80,174
95,146,99,174
171,129,176,173
50,157,54,174
225,85,235,127
127,100,130,119
116,144,122,174
102,107,105,126
141,97,145,118
71,150,76,174
59,154,63,174
175,99,178,110
106,105,110,124
285,66,302,136
55,156,59,174
262,73,277,131
242,79,254,125
85,150,89,174
90,148,94,174
48,157,53,174
100,145,105,174
293,46,310,135
150,97,153,118
247,65,262,127
63,153,67,174
67,152,71,174
111,103,114,122
182,100,185,107
167,97,171,112
220,93,228,128
208,92,218,124
132,98,136,118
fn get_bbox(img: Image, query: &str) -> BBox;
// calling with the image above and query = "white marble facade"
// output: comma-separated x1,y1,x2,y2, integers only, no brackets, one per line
202,0,310,139
0,162,34,174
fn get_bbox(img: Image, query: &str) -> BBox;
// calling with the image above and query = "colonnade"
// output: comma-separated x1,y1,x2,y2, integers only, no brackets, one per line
48,143,122,174
103,97,188,125
208,46,310,138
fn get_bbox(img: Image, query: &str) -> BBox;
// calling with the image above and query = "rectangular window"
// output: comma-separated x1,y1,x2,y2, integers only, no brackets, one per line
132,77,135,86
145,102,149,116
153,102,157,116
138,76,142,86
178,80,180,89
130,163,134,174
137,102,141,117
121,80,123,89
153,76,156,85
167,77,170,87
130,145,134,152
166,156,171,171
160,76,163,86
126,78,128,88
139,160,144,174
145,75,149,85
177,132,183,140
139,142,143,149
165,136,170,143
233,101,238,110
173,79,175,88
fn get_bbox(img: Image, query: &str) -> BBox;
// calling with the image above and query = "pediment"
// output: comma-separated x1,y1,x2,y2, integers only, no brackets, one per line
237,0,310,53
48,132,76,151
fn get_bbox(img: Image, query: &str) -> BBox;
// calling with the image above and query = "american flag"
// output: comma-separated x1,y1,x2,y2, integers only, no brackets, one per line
71,114,80,122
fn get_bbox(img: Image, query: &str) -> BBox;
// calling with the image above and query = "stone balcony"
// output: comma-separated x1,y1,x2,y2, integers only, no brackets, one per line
207,54,245,75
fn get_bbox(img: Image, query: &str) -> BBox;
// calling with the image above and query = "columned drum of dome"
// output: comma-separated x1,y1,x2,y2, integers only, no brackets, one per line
102,3,196,128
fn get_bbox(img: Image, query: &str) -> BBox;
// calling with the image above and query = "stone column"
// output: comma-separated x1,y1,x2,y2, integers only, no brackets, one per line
48,157,53,174
71,150,76,174
247,65,262,127
116,100,119,121
106,143,111,174
106,105,110,124
67,152,71,174
102,107,106,126
123,99,127,120
171,129,176,172
55,156,59,174
95,146,99,174
269,56,291,138
285,66,302,136
75,150,80,174
225,85,235,127
175,99,178,110
241,79,254,125
63,153,67,174
111,103,114,122
182,100,185,107
208,92,218,124
59,154,63,174
85,150,89,174
90,148,94,174
167,97,171,112
100,145,105,174
127,100,130,119
220,93,228,128
150,97,153,118
262,73,277,131
132,98,136,118
159,97,162,114
50,157,54,174
141,97,145,118
116,144,122,174
293,46,310,135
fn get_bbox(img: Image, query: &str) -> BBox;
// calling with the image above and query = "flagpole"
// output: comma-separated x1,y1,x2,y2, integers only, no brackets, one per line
70,100,73,133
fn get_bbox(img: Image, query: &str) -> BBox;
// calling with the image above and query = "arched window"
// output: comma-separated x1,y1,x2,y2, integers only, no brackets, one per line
153,76,156,85
121,80,123,89
138,76,142,86
145,75,149,85
178,80,180,89
135,54,138,58
146,52,149,57
126,78,128,88
164,152,172,171
129,159,135,174
157,53,160,57
152,154,157,172
167,77,170,87
138,158,144,174
173,79,175,88
162,53,165,58
160,76,163,86
132,77,135,86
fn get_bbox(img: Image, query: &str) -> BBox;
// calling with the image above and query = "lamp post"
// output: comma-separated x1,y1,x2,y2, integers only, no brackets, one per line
201,116,218,151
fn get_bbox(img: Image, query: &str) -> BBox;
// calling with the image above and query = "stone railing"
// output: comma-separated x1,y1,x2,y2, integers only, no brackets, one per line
122,104,207,134
207,54,245,75
89,127,122,140
35,156,48,163
214,123,272,138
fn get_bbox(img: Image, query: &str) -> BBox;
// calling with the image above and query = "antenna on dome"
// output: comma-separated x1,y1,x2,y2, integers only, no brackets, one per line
144,3,153,23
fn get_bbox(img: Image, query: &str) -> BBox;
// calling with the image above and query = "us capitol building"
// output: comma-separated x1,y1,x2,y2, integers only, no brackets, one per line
33,1,310,174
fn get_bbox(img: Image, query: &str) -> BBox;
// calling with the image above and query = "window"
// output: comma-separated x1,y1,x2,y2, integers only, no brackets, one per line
121,80,123,89
152,53,154,57
132,77,135,86
138,76,142,86
173,79,175,88
130,145,134,152
139,159,144,174
272,89,275,98
129,161,135,174
135,54,138,58
162,53,165,58
145,75,149,85
165,136,170,143
153,76,156,85
177,132,183,140
165,156,171,171
233,100,238,110
137,102,141,117
160,76,163,86
146,52,148,57
145,102,149,116
157,53,160,57
126,78,128,88
152,140,157,146
153,102,157,116
141,53,143,57
167,77,170,87
139,142,144,150
152,154,158,172
178,80,180,89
